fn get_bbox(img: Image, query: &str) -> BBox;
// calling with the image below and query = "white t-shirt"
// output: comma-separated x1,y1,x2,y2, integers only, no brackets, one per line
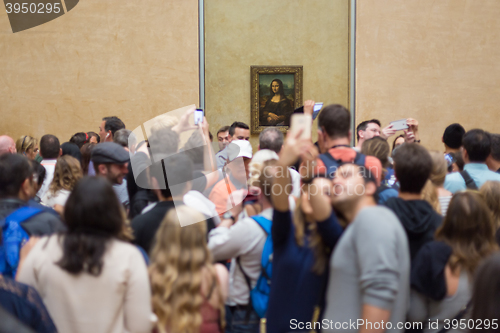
289,167,301,198
41,189,71,208
37,159,57,199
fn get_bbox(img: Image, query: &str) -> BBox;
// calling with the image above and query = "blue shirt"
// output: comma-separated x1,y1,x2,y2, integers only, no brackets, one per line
215,147,227,169
444,163,500,193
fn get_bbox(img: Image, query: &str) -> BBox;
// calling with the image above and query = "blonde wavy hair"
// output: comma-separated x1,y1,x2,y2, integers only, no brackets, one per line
149,207,225,333
421,151,448,214
48,155,82,195
248,149,279,187
16,135,38,154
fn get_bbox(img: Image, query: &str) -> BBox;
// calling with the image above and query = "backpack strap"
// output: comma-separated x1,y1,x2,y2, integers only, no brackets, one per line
236,257,254,323
3,206,44,228
353,152,366,167
235,215,273,323
251,216,271,235
318,152,343,179
459,170,478,190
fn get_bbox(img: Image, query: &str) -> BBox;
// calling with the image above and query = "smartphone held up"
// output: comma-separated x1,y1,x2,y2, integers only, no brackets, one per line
312,102,323,120
194,108,204,125
389,119,408,131
290,113,312,140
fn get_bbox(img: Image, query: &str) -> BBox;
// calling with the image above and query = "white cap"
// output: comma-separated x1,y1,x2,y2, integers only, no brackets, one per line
227,140,253,162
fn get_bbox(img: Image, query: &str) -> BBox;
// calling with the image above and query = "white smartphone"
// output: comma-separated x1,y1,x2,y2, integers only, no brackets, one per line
290,113,312,139
390,119,408,131
194,108,204,125
312,102,323,120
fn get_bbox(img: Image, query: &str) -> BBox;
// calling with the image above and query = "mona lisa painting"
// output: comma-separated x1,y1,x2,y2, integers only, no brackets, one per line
251,66,303,133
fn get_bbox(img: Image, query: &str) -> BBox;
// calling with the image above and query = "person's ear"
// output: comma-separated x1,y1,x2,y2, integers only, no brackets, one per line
441,137,444,143
257,144,260,150
98,164,107,175
19,178,33,200
318,127,325,141
59,148,62,157
365,181,377,196
462,148,469,162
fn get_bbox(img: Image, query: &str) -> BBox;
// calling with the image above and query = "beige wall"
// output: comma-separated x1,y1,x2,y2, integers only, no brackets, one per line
356,0,500,151
205,0,350,148
0,0,199,144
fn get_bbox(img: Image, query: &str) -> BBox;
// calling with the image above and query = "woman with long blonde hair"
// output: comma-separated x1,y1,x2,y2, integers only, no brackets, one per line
41,155,82,210
421,151,453,216
149,206,228,333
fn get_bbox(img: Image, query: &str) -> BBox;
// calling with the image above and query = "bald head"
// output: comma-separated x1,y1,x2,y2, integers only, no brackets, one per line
0,136,16,155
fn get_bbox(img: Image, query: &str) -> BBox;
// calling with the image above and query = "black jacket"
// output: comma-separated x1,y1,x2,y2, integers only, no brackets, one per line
0,198,66,236
385,198,442,262
411,241,452,301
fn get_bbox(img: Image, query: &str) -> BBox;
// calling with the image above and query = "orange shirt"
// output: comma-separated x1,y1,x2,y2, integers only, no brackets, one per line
209,177,238,216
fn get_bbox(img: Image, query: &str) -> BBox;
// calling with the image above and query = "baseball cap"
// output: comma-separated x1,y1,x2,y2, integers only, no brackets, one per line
227,140,253,162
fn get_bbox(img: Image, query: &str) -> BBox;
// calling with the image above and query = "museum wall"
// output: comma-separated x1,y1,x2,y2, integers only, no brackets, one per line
0,0,199,143
356,0,500,151
205,0,350,148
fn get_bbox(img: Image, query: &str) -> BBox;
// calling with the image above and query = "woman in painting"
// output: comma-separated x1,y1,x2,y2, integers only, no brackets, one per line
260,79,294,126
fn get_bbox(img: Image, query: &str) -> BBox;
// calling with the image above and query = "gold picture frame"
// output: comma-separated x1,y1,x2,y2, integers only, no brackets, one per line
250,66,303,134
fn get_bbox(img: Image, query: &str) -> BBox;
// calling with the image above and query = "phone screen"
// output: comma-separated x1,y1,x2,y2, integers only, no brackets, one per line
312,102,323,120
194,109,204,125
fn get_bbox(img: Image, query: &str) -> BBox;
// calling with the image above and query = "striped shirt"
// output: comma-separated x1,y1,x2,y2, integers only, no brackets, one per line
438,195,452,217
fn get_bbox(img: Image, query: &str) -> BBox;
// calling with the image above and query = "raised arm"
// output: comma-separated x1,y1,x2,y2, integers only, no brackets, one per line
200,117,217,173
308,177,343,249
273,129,312,212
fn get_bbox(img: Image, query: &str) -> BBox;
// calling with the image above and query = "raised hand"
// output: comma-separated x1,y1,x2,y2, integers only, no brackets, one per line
404,130,415,143
303,100,315,116
406,118,419,133
279,129,313,167
172,107,198,134
380,124,397,139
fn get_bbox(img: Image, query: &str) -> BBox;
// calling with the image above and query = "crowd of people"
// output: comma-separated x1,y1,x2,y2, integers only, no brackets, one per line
0,103,500,333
